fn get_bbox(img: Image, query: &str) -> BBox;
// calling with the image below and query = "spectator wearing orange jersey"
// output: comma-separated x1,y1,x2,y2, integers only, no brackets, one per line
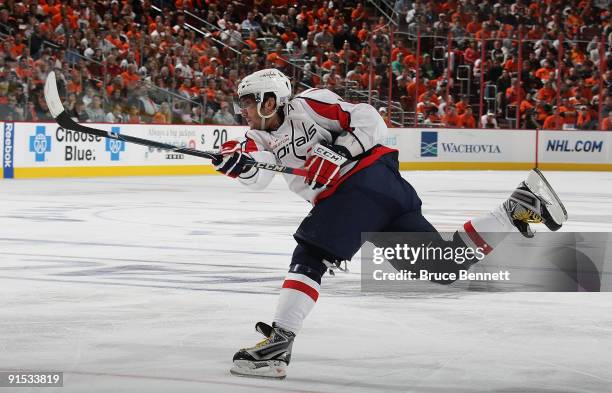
441,105,460,127
466,14,481,35
537,81,556,104
120,64,140,89
519,93,536,117
357,22,369,42
505,78,525,105
458,107,476,128
535,60,555,83
281,26,298,43
41,0,61,16
391,40,410,62
543,110,565,130
351,2,367,23
406,77,427,100
455,95,470,115
558,98,577,126
601,112,612,131
321,52,339,72
464,41,479,65
503,54,517,73
570,43,586,65
9,36,25,59
418,90,439,106
203,58,220,76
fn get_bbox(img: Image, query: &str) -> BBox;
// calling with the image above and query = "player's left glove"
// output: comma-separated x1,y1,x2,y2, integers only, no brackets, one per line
212,140,254,178
304,142,350,190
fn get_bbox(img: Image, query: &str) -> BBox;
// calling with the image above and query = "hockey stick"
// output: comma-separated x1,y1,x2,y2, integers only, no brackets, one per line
43,72,307,177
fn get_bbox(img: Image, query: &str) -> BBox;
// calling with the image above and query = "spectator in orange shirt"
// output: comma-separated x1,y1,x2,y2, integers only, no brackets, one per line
418,89,440,106
466,14,481,35
458,107,476,128
558,98,577,126
407,76,427,100
357,22,369,42
543,110,565,130
152,102,172,124
441,105,460,127
391,40,410,63
455,95,470,115
505,78,525,104
281,26,297,43
519,93,536,117
120,64,140,88
535,60,555,83
537,81,556,104
350,2,367,23
601,112,612,131
463,41,479,65
244,31,259,51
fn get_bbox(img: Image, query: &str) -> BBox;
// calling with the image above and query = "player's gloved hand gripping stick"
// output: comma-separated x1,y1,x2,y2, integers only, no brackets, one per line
212,140,254,178
43,71,307,177
304,142,350,189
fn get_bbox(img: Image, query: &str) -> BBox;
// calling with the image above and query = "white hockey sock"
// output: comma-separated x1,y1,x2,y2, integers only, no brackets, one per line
273,272,320,334
459,204,516,255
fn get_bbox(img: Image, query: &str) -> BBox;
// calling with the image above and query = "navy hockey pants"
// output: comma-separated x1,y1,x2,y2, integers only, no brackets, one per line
294,152,437,261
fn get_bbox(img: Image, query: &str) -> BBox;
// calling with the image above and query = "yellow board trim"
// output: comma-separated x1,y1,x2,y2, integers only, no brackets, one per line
13,165,218,178
537,163,612,172
399,162,535,171
9,162,612,179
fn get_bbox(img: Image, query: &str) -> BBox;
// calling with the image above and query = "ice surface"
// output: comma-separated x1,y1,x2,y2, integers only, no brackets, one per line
1,171,611,392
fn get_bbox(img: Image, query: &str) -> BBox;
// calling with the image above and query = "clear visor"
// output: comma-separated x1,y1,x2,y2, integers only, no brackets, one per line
235,94,258,111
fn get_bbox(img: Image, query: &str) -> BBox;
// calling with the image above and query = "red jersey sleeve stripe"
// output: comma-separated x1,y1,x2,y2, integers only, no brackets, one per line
302,97,352,132
282,279,319,302
463,220,493,255
244,138,259,153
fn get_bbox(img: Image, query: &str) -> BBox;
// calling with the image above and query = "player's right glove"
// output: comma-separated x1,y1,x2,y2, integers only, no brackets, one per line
304,142,349,190
212,140,254,178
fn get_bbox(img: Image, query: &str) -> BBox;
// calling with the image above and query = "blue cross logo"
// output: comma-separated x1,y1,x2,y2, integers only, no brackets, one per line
420,131,438,157
29,126,52,162
105,127,125,161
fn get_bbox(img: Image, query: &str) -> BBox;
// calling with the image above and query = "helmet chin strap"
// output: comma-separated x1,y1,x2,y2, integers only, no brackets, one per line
256,101,277,130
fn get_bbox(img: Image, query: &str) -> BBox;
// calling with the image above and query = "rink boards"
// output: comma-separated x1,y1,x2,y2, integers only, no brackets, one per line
2,121,612,178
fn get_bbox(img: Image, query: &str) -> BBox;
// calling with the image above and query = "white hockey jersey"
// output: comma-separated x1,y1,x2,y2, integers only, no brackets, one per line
237,88,395,204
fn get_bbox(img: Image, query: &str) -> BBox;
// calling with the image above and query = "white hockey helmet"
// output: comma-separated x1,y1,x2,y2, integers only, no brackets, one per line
237,68,292,119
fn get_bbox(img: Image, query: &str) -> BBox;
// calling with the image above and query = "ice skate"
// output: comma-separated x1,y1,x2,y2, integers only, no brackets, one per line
504,168,568,238
230,322,295,379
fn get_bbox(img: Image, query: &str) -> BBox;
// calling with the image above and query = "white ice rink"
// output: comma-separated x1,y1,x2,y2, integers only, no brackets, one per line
1,170,612,393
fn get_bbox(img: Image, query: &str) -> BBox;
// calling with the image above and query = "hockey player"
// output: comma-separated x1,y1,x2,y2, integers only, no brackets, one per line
212,69,567,379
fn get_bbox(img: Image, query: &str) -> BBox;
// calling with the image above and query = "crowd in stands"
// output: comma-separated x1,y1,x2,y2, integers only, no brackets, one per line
0,0,610,130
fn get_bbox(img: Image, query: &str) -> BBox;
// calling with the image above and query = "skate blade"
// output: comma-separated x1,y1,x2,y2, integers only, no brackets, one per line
230,360,287,380
526,168,568,227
